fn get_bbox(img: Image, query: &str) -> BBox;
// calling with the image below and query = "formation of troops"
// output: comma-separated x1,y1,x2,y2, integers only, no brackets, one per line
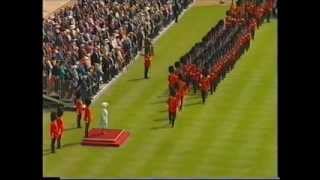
49,0,277,153
166,0,277,128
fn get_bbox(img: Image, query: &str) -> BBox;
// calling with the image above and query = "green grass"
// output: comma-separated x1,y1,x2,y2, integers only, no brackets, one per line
43,5,277,178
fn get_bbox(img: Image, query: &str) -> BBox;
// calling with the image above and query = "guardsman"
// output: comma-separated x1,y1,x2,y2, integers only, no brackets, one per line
199,71,211,104
56,107,64,149
168,65,179,93
74,92,84,128
167,90,179,128
144,54,151,79
50,111,59,153
83,98,93,138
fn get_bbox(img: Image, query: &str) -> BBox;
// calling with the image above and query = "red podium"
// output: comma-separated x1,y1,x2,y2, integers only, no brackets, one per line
81,128,130,147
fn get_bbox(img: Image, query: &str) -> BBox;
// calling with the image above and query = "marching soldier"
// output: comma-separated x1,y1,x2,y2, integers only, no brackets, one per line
199,71,211,104
168,65,179,93
167,90,179,128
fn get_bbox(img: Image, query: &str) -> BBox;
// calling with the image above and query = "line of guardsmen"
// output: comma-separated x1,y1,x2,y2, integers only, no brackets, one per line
166,0,276,128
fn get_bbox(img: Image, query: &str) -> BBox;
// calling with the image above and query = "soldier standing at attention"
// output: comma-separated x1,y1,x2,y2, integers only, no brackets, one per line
50,111,59,153
83,99,93,138
74,92,84,128
144,37,154,58
56,107,64,149
144,54,151,79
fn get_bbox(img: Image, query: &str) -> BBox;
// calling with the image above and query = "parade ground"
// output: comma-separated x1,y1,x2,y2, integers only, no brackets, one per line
43,2,277,178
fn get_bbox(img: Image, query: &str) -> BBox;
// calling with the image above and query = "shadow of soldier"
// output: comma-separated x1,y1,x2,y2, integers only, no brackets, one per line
150,124,170,130
43,142,81,156
128,77,145,82
153,118,168,122
183,102,202,107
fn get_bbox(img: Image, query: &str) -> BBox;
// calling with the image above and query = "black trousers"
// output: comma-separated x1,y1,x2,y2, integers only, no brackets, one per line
51,138,56,153
77,113,82,128
57,135,62,149
267,12,271,22
251,30,255,40
210,82,214,95
272,8,277,17
144,67,149,79
192,80,198,94
201,90,208,104
85,122,90,138
169,111,177,127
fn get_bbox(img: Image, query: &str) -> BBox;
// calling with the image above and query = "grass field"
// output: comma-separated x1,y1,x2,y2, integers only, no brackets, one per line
43,5,277,178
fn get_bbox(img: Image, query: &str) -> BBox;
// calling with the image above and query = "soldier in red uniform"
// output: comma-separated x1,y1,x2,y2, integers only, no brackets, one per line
83,99,93,138
174,61,184,80
56,107,64,149
209,70,217,95
265,0,274,22
177,74,187,111
167,90,179,128
191,65,202,94
183,61,192,88
74,92,84,128
50,111,59,153
144,54,151,79
168,65,179,93
199,71,211,104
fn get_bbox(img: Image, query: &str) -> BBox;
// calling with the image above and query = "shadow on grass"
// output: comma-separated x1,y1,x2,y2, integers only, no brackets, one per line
128,77,145,82
62,142,81,148
187,95,200,99
158,109,167,113
184,102,202,107
150,124,170,130
153,118,168,122
43,142,81,156
150,100,166,104
64,127,79,131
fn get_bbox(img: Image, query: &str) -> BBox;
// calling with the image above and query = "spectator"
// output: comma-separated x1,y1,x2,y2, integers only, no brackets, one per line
43,0,193,101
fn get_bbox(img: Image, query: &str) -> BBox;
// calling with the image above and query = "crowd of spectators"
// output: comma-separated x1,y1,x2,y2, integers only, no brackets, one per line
43,0,193,101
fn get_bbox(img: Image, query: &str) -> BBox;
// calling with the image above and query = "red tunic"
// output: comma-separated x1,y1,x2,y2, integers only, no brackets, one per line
83,106,92,123
75,99,83,114
56,117,64,137
144,56,151,68
168,73,179,87
199,76,210,92
194,70,202,82
50,121,59,139
210,72,217,85
168,96,178,113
